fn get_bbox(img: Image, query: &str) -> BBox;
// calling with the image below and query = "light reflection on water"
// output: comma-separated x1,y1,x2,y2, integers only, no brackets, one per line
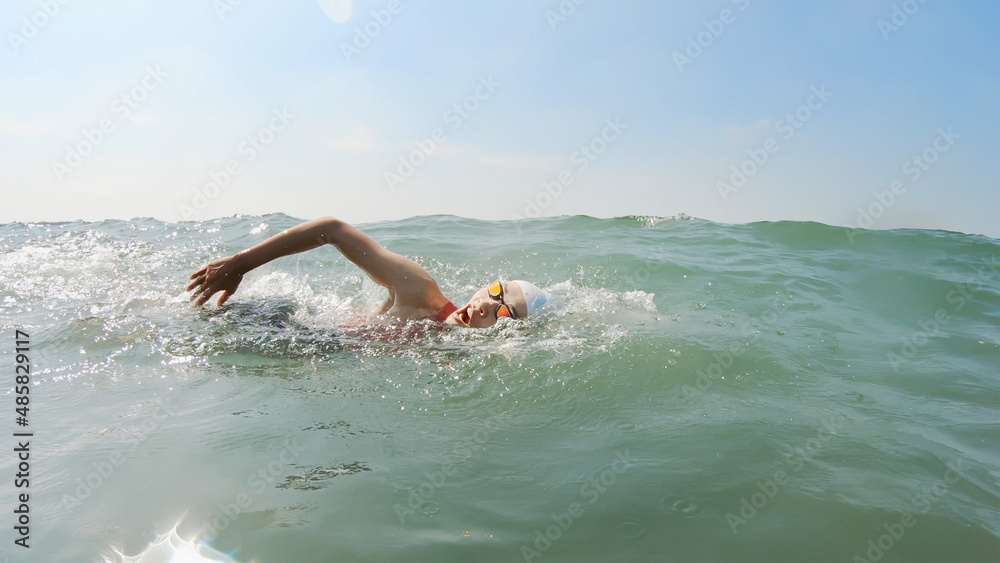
104,522,243,563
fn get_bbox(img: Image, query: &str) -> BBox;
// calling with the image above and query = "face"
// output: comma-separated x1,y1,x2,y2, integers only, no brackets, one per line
446,281,528,328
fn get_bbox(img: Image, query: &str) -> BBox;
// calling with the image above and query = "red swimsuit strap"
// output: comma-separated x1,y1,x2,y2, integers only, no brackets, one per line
430,301,458,322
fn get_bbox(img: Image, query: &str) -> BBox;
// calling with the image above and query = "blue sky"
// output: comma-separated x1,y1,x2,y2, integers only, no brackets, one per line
1,0,997,236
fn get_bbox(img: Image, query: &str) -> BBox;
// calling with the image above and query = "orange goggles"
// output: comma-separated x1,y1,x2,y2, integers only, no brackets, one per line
488,281,518,319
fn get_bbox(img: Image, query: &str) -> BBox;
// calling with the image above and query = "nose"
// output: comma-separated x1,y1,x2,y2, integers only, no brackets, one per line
472,301,486,316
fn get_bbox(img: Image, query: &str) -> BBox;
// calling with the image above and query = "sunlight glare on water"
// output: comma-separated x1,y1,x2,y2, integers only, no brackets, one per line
105,523,242,563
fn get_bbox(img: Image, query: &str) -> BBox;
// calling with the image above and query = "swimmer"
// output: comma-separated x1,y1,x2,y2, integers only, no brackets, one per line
186,217,547,327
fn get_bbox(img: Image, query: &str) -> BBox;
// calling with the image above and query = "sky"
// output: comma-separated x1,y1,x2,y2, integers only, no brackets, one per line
1,0,997,237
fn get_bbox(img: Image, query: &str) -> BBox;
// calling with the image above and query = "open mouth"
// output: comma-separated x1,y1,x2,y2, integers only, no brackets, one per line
454,306,472,326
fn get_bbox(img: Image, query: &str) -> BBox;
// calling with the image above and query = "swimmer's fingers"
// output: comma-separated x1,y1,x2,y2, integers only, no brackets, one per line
189,283,208,304
188,257,244,307
194,288,216,307
187,272,215,305
186,274,206,292
187,264,210,293
190,275,224,306
187,262,221,302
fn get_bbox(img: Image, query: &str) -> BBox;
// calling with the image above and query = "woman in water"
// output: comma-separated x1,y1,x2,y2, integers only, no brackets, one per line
186,216,548,327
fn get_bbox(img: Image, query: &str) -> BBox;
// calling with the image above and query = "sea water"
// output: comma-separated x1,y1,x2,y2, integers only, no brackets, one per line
0,213,997,562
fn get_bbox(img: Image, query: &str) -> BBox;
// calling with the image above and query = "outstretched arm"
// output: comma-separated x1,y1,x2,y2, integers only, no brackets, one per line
187,217,445,308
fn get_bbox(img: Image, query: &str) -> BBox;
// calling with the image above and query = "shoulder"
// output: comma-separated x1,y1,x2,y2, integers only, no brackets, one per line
391,270,450,310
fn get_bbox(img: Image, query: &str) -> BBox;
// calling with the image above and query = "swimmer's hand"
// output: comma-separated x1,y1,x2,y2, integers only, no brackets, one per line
187,255,246,307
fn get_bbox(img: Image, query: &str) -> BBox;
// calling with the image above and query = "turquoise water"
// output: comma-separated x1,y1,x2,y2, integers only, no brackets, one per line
0,214,997,562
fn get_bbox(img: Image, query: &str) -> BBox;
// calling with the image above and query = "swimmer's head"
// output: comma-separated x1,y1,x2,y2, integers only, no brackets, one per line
511,280,548,313
447,280,548,328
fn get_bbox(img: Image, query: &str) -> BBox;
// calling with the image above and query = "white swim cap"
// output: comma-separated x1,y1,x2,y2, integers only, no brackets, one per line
512,280,548,316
